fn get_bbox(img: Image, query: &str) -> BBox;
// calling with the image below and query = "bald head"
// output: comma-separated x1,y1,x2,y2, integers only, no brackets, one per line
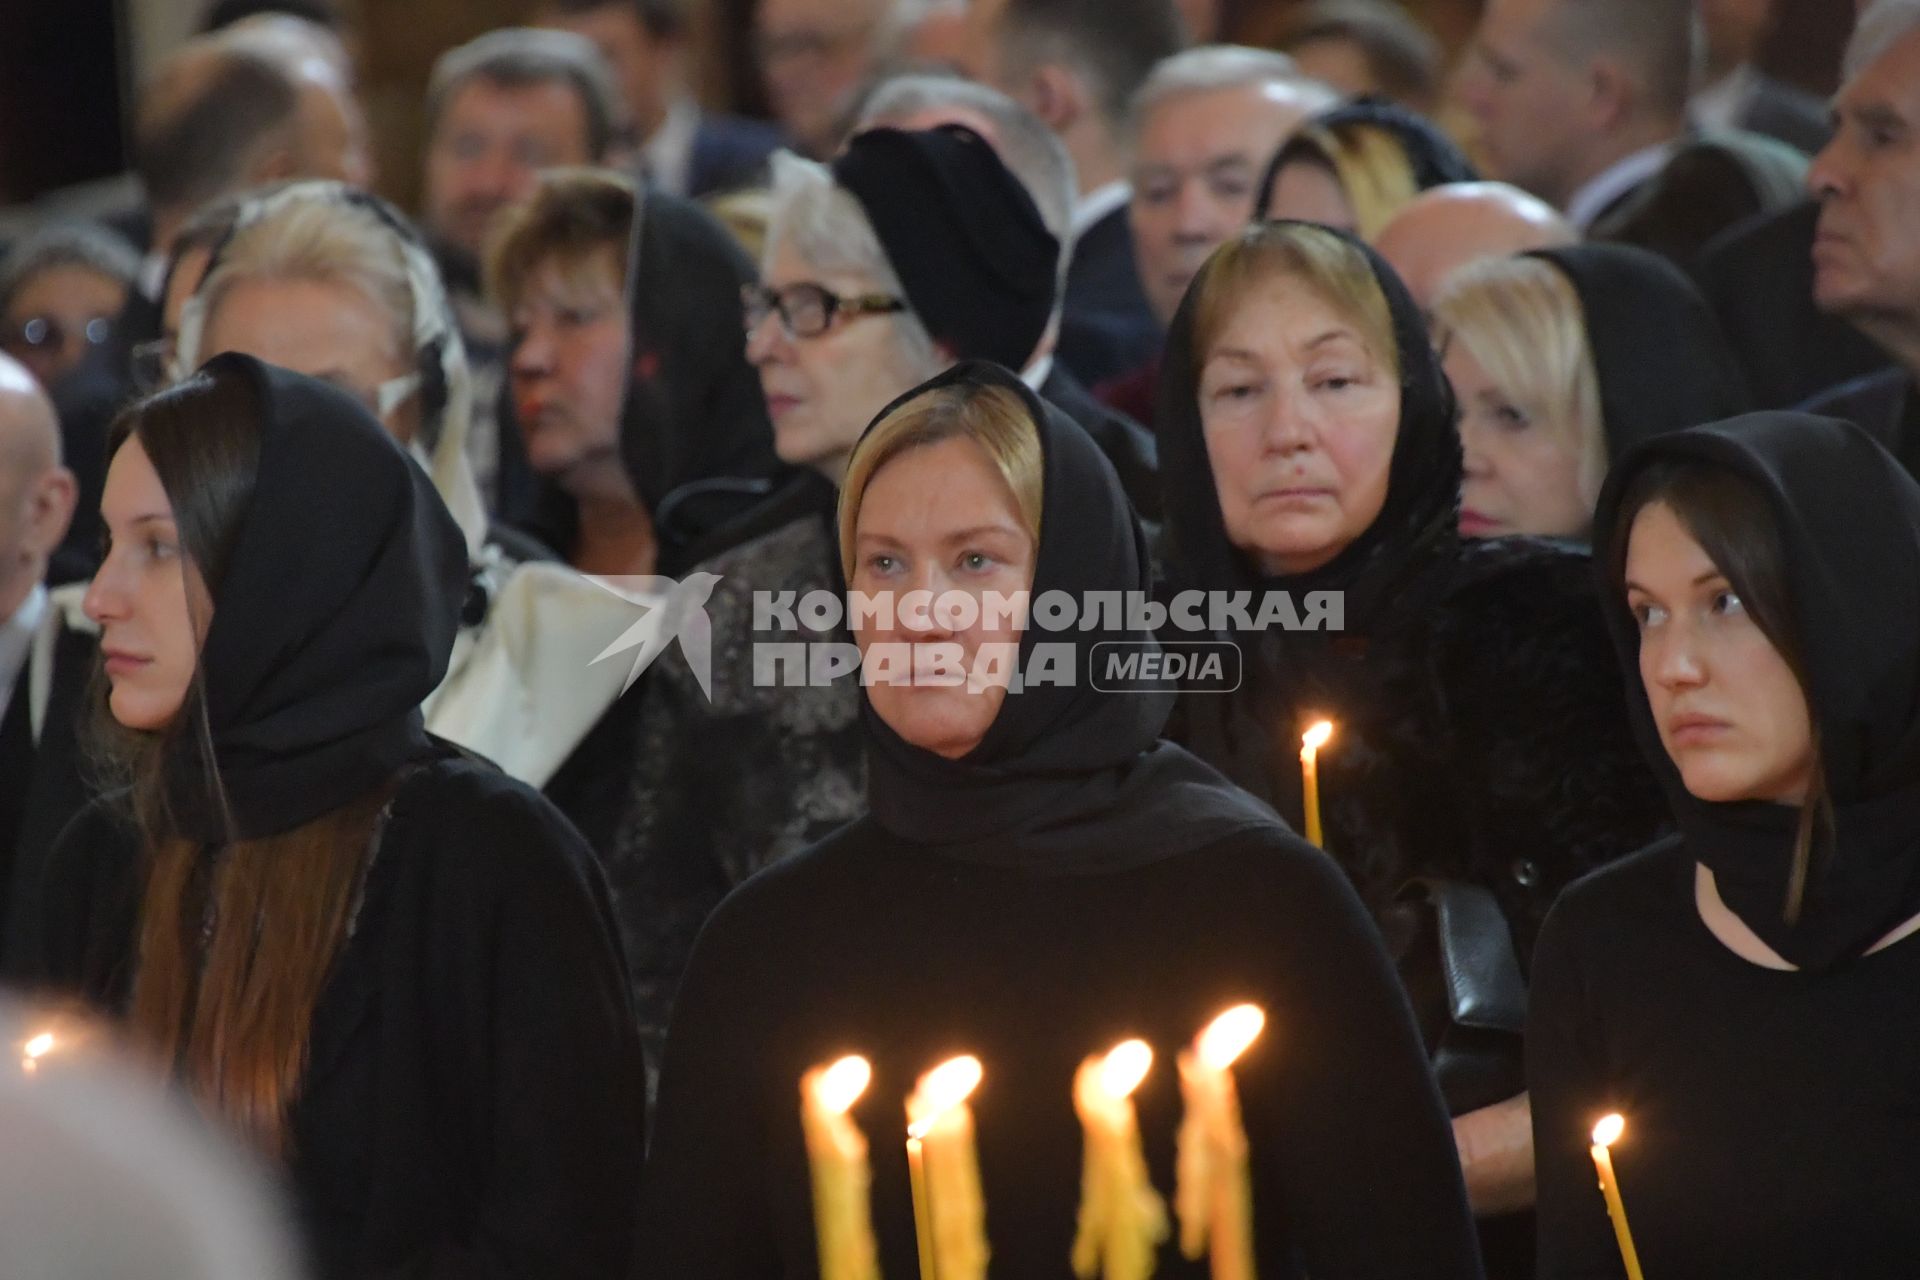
0,353,76,615
0,354,60,477
1375,181,1578,308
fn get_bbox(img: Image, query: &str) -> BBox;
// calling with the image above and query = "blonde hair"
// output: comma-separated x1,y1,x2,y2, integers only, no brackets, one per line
1281,121,1422,241
1431,254,1606,507
838,381,1044,581
1191,220,1400,380
486,167,633,314
193,196,413,366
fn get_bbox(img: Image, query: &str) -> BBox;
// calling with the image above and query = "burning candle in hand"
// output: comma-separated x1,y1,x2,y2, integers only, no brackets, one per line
1176,1005,1265,1280
1300,720,1334,847
906,1055,990,1280
1072,1039,1169,1280
800,1056,881,1280
1589,1114,1646,1280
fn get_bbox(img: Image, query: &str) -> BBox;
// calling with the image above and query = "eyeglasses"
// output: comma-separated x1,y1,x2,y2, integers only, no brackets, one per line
742,282,906,340
2,314,113,354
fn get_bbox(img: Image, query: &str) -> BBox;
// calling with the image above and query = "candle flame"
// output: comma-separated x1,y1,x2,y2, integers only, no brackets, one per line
1592,1113,1625,1148
1197,1004,1266,1071
1301,720,1334,754
817,1055,872,1115
1099,1039,1153,1099
23,1032,53,1060
920,1055,983,1110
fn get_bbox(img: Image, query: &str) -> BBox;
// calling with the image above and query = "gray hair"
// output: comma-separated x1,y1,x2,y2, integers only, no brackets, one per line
1845,0,1920,79
425,28,623,161
0,222,139,315
1129,45,1334,138
763,151,941,373
0,1000,304,1280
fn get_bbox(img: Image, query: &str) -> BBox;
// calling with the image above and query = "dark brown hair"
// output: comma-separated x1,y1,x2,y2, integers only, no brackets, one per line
1606,456,1833,924
100,369,388,1159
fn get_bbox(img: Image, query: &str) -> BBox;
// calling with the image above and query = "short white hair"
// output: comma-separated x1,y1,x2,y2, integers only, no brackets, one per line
1129,44,1332,138
762,150,941,373
1845,0,1920,79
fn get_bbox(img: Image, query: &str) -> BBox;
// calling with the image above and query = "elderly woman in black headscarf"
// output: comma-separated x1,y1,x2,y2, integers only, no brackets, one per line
34,354,644,1278
1156,219,1667,1269
639,360,1481,1278
1258,98,1477,239
1531,413,1920,1277
1432,241,1750,542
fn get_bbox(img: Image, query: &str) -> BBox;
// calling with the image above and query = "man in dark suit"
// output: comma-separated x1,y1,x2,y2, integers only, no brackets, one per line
856,72,1162,518
1457,0,1798,265
1800,4,1920,475
1692,201,1889,410
538,0,785,197
1692,0,1832,156
0,355,93,978
964,0,1188,389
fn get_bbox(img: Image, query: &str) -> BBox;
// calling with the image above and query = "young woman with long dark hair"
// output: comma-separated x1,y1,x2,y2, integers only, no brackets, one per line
36,353,645,1278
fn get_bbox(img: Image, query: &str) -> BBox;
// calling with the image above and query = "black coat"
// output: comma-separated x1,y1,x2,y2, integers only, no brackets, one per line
1801,366,1917,475
1040,362,1161,520
0,607,96,978
37,749,647,1279
1056,204,1163,388
1689,200,1890,409
1177,537,1666,962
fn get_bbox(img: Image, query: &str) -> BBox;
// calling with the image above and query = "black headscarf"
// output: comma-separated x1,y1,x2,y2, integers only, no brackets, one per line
621,188,790,553
857,361,1277,870
167,353,468,842
1592,413,1920,970
1529,244,1750,460
1256,98,1478,222
517,188,790,571
1155,220,1462,631
833,125,1059,372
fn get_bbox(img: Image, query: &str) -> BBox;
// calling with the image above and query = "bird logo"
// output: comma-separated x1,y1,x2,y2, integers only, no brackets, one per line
587,572,724,699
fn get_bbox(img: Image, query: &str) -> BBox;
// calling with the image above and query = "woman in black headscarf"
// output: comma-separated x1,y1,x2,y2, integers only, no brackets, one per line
1531,412,1920,1278
1433,241,1750,542
639,361,1481,1278
1258,98,1477,239
35,354,645,1278
1157,220,1667,1267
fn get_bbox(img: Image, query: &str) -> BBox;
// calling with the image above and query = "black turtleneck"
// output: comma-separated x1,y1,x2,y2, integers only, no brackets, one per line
638,362,1481,1279
1531,411,1920,1277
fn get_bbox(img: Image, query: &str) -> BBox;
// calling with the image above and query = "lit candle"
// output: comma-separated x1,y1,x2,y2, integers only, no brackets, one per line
906,1055,990,1280
800,1056,881,1280
1072,1039,1169,1280
20,1029,54,1076
1175,1005,1265,1280
1589,1114,1646,1280
1300,720,1334,847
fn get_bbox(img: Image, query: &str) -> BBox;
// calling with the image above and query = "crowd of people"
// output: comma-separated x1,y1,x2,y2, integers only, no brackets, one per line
2,0,1918,1276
